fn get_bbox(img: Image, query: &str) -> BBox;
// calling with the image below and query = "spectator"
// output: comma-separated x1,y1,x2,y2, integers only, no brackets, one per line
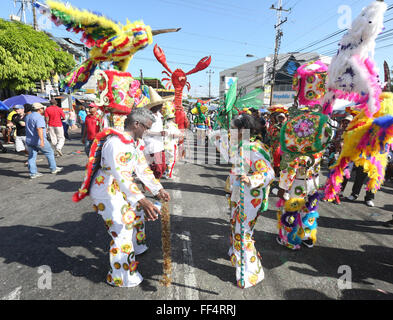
68,104,77,130
6,107,17,144
62,114,71,141
344,165,377,207
11,105,28,162
82,104,100,156
25,103,63,179
45,98,66,157
78,105,87,138
0,111,8,143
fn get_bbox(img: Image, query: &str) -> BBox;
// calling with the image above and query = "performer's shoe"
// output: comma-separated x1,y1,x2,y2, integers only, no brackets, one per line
365,200,375,208
302,239,314,248
276,236,300,250
346,195,358,202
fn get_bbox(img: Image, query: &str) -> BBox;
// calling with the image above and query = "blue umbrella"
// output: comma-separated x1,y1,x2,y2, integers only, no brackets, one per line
0,100,9,111
3,95,49,108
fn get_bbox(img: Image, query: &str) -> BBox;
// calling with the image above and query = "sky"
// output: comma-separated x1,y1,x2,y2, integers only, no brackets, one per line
1,0,393,97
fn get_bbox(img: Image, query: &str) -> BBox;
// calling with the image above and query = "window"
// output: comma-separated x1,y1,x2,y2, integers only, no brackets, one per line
231,72,237,77
256,66,264,74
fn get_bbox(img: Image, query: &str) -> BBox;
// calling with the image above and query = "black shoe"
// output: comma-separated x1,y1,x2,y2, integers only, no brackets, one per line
302,239,314,248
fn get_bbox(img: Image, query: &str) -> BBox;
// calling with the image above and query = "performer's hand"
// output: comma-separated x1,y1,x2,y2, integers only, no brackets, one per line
239,175,251,186
138,198,160,222
157,189,171,202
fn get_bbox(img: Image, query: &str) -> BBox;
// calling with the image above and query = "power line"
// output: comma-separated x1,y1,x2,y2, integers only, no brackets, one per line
153,0,272,26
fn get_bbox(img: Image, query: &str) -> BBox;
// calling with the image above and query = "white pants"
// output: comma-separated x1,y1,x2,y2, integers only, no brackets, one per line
92,193,148,287
15,136,27,153
48,126,65,151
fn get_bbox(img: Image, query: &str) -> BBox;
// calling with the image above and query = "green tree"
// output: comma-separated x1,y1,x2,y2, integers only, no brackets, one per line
0,19,76,92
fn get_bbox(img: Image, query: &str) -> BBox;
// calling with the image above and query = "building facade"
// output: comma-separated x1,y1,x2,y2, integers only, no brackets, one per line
219,52,331,107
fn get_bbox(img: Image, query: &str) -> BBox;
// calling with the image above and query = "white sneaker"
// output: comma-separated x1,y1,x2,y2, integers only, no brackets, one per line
346,195,357,201
51,167,63,174
30,173,43,179
56,149,63,157
365,200,375,207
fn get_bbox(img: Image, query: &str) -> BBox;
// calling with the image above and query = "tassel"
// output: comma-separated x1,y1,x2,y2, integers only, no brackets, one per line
159,201,172,287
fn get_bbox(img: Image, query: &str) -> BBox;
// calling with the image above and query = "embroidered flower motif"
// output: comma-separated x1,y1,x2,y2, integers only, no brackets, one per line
249,274,259,286
116,152,132,166
136,231,146,245
144,168,154,175
97,203,106,212
129,261,139,274
230,254,237,267
110,248,119,256
95,176,105,186
130,183,142,194
121,243,133,254
121,171,134,181
122,209,136,225
105,219,114,229
254,159,268,172
109,180,120,196
113,278,123,287
293,119,315,138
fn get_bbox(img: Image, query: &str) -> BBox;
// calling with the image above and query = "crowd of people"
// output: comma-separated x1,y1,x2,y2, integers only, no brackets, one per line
2,91,392,290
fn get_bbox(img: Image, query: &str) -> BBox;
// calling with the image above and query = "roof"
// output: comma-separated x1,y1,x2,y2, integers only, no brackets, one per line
134,77,166,90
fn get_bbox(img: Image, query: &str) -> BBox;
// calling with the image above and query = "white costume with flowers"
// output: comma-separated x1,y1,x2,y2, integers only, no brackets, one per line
163,120,181,178
213,132,275,288
90,132,163,287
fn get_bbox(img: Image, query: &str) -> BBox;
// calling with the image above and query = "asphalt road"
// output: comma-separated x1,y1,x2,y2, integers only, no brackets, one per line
0,129,392,300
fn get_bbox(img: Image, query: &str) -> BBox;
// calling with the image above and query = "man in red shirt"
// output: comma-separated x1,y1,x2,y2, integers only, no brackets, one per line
82,104,100,156
45,99,66,157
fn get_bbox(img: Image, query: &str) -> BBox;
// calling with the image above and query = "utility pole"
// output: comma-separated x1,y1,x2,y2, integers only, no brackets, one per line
207,69,214,98
269,0,290,106
140,69,145,85
31,0,38,30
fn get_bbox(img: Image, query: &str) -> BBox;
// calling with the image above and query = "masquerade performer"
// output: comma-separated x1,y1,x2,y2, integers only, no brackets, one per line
162,101,182,179
322,1,393,203
154,45,211,158
36,1,176,287
34,1,180,92
267,105,289,177
90,109,171,287
192,100,210,144
143,87,175,180
212,114,275,289
276,60,333,250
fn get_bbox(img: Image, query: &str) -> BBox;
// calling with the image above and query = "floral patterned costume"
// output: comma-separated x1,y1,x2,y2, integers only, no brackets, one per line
267,124,282,171
229,140,275,288
90,132,163,287
163,120,181,178
213,132,275,289
277,152,323,250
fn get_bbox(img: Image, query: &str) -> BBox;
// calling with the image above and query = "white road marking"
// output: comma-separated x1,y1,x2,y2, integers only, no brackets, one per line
1,286,22,300
180,231,199,300
172,190,182,200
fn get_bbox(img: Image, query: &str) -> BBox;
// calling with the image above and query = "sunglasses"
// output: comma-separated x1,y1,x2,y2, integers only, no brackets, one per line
137,121,151,131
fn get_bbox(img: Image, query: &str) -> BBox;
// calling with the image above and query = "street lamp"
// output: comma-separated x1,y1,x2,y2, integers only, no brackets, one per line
246,54,259,58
